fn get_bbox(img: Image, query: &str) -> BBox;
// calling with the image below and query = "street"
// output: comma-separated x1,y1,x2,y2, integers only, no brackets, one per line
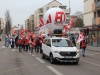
0,45,99,75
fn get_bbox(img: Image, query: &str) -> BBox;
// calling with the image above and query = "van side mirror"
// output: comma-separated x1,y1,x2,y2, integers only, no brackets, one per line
47,44,51,47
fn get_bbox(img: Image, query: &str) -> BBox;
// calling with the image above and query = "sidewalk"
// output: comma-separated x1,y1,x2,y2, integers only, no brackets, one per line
0,39,4,48
76,44,100,52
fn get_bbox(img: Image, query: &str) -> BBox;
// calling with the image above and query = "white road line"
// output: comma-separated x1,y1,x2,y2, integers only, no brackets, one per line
0,47,1,49
2,46,5,48
32,54,35,56
35,57,45,63
80,59,100,67
47,66,63,75
12,49,16,51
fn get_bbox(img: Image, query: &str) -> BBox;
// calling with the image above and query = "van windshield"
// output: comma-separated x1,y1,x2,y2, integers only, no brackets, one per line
52,39,74,47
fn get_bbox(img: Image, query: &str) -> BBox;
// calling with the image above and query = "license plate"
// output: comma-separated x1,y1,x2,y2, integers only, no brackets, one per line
64,56,73,58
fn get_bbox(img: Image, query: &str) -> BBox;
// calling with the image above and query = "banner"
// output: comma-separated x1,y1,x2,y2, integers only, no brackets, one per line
76,33,84,43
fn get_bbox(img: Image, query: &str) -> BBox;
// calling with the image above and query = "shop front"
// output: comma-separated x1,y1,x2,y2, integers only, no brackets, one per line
81,25,100,47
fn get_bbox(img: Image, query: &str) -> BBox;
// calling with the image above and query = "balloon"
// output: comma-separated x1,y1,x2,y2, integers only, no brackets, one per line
44,8,66,33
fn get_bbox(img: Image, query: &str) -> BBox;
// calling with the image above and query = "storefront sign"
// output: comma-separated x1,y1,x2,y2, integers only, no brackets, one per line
92,26,97,29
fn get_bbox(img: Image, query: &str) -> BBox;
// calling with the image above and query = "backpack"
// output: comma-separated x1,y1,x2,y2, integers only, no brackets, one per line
81,40,86,48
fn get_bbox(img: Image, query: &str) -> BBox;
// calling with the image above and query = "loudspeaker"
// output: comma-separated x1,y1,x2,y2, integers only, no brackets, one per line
53,29,62,34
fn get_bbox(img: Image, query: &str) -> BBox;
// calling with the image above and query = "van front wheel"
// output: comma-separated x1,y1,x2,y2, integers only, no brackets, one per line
50,54,55,64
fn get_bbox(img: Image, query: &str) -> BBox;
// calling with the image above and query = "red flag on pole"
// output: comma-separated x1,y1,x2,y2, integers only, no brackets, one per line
13,30,16,34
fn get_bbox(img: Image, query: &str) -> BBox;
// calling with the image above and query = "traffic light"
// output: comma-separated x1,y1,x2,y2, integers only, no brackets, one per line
84,27,89,36
87,28,89,34
84,27,87,35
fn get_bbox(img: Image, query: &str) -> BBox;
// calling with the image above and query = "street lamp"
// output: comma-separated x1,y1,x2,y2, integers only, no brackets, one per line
18,24,19,35
69,0,71,36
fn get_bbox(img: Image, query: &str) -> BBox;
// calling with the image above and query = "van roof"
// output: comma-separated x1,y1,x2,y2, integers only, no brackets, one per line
45,36,69,40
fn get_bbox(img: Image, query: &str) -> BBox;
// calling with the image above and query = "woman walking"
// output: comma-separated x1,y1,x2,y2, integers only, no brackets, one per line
80,38,87,57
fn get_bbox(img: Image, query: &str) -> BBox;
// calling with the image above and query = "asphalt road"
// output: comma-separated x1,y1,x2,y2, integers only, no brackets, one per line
0,46,100,75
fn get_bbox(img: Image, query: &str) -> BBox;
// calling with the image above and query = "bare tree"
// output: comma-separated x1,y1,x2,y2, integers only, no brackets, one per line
5,10,12,36
73,11,84,27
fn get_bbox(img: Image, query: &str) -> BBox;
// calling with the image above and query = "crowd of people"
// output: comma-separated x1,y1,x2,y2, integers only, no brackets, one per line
5,34,87,57
5,34,45,54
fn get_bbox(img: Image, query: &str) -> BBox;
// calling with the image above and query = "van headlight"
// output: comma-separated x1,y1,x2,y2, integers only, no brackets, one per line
76,50,80,53
54,50,59,53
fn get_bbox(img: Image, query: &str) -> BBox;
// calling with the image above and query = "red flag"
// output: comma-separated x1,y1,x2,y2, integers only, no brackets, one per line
27,32,31,39
13,30,16,34
38,18,45,32
48,30,50,34
24,28,27,32
69,18,74,27
76,32,84,43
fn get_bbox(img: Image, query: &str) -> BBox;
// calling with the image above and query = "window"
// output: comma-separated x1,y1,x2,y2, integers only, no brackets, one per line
43,39,51,46
46,7,49,10
39,8,43,13
52,39,74,47
97,11,100,17
94,12,96,18
52,6,57,8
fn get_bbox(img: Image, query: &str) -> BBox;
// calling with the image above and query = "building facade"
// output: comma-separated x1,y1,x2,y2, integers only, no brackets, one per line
84,0,100,46
25,18,29,31
34,0,70,34
11,26,19,35
0,18,4,32
29,15,34,31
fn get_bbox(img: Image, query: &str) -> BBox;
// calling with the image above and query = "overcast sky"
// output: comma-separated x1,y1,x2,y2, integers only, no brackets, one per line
0,0,83,26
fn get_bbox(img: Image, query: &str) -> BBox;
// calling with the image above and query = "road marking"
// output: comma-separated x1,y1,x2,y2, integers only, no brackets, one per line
29,53,31,54
32,54,35,56
0,47,1,49
47,66,63,75
80,59,100,67
35,57,45,63
12,49,16,51
2,46,5,48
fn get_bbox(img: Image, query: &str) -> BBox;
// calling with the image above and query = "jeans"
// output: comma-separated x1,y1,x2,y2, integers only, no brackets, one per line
30,47,33,54
25,45,28,52
82,48,85,55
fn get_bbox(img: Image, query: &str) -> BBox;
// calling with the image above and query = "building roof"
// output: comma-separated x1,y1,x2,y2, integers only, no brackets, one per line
12,26,18,28
47,0,62,5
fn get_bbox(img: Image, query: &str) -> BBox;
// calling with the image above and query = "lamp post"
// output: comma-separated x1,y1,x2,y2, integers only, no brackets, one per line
18,24,19,35
69,0,71,36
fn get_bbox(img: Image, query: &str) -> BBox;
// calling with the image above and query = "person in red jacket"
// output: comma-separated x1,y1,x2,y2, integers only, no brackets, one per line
17,38,22,53
80,38,87,57
21,37,25,51
25,38,29,52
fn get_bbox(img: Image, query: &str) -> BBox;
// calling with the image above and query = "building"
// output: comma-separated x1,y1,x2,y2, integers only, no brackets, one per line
29,15,34,31
34,0,70,34
84,0,100,46
11,26,19,35
0,18,4,32
25,18,29,31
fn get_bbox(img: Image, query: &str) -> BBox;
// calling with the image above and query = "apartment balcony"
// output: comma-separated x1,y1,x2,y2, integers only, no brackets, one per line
92,3,96,11
96,17,100,25
62,9,70,13
59,5,66,9
34,27,38,31
92,18,96,25
39,12,43,16
96,1,100,8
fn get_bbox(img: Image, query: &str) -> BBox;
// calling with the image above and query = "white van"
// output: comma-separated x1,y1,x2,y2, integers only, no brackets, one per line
41,37,80,64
